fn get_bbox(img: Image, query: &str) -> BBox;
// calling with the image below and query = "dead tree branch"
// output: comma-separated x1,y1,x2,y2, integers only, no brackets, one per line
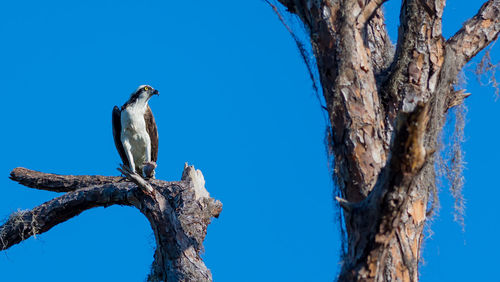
9,167,122,192
2,164,222,282
0,183,131,251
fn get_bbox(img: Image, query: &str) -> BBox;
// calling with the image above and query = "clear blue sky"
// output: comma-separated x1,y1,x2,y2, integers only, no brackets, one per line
0,1,497,281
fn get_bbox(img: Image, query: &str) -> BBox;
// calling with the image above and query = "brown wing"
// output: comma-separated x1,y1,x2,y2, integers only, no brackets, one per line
112,106,130,168
145,105,159,162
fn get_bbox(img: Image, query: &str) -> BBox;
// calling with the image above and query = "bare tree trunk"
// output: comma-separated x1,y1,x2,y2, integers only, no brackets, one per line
275,0,499,280
1,164,222,282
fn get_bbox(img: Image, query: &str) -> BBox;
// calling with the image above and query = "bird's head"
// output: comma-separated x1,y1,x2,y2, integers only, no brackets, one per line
126,85,159,106
133,85,159,98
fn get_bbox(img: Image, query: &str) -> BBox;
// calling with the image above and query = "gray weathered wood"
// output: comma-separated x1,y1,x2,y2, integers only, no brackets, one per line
2,164,222,282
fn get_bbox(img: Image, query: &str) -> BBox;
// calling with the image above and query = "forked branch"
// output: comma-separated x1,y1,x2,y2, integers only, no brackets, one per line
2,165,222,282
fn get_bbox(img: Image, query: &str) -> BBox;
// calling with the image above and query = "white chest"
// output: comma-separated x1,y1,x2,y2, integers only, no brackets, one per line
121,106,147,135
120,105,151,167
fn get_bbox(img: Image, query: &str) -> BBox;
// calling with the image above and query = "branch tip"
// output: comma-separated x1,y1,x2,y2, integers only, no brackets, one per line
182,163,210,200
447,89,471,110
335,196,355,212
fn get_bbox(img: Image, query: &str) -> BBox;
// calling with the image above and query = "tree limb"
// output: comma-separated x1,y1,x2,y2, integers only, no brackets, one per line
0,183,133,251
433,0,499,124
9,167,122,192
446,0,500,67
383,0,446,104
365,7,395,79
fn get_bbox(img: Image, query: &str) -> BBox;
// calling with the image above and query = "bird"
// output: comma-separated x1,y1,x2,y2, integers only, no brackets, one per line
112,85,159,179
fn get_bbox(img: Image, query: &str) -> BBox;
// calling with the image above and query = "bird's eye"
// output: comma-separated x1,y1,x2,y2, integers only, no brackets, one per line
144,86,149,91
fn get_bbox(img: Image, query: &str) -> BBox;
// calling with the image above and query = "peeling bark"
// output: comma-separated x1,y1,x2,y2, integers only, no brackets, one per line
1,164,222,282
275,0,499,280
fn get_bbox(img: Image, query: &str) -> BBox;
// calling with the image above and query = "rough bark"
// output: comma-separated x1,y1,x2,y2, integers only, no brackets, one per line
1,164,222,282
276,0,499,280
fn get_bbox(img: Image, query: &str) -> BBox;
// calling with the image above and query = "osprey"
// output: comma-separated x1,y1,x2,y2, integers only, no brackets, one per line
112,85,159,178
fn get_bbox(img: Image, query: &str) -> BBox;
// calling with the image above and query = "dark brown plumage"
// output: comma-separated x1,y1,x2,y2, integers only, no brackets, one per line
112,106,129,168
144,106,159,163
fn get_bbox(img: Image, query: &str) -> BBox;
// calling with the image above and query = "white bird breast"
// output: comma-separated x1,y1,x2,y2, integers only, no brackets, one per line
120,103,152,172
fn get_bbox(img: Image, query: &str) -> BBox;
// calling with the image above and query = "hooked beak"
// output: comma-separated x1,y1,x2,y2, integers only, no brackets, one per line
152,89,159,96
